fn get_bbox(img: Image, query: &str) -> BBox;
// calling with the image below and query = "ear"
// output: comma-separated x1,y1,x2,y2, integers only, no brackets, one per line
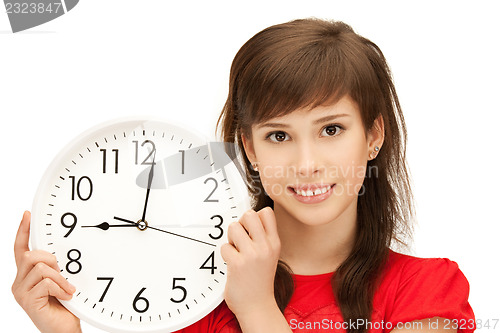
241,132,257,165
367,114,384,159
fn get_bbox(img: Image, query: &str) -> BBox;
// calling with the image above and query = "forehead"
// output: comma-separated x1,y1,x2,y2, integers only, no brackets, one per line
254,95,360,130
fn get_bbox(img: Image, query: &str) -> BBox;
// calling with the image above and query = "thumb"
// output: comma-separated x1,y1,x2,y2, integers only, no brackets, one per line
14,211,31,267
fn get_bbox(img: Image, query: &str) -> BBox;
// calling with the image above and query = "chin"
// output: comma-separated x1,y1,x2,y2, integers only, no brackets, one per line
295,209,343,227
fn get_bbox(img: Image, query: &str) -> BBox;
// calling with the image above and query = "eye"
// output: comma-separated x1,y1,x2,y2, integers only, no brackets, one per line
321,124,343,137
266,131,289,143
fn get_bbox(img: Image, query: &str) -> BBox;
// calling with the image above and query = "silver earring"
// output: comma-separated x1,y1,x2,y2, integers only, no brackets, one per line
371,146,380,159
252,163,259,172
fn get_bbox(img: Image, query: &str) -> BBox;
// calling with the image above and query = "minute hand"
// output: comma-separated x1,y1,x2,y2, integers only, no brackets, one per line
113,216,216,247
141,154,155,222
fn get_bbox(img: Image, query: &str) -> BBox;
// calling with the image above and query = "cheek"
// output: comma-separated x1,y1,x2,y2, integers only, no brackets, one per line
258,164,292,197
252,147,291,180
331,158,367,198
254,152,311,198
329,139,368,197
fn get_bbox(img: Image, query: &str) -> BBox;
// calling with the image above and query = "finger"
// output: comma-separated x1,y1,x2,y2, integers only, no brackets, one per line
239,210,267,243
28,277,73,303
14,211,31,266
257,207,279,240
19,262,75,296
16,250,60,283
227,222,253,253
220,243,239,264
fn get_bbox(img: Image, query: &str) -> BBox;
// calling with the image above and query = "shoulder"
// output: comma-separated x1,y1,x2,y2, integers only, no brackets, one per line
376,249,475,332
385,248,459,268
382,249,469,290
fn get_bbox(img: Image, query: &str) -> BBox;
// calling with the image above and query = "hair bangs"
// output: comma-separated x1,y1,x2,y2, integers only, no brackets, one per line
235,31,378,134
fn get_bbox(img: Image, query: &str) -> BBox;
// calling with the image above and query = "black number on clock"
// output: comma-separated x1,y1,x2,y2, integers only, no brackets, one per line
199,251,217,274
133,287,150,313
69,176,93,201
66,249,82,274
97,277,114,302
203,177,219,202
170,278,187,303
100,149,119,173
209,214,223,240
133,140,156,165
61,212,77,237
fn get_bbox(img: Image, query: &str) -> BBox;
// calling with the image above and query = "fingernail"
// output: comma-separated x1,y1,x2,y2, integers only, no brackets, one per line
69,284,76,293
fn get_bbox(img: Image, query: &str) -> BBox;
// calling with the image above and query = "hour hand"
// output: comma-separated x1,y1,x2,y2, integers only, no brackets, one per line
81,222,137,231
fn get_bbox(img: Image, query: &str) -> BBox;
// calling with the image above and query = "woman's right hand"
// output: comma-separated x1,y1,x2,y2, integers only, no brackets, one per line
12,211,82,333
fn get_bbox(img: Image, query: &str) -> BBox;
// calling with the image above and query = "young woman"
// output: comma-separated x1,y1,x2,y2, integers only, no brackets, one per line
12,18,475,333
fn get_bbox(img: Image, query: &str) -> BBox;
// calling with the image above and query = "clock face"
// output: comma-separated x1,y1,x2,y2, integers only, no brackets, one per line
31,118,251,333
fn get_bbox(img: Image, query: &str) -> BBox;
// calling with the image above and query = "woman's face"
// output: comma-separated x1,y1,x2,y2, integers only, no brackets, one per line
242,95,384,227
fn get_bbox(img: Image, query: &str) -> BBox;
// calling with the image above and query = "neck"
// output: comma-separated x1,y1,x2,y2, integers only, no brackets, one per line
274,197,357,275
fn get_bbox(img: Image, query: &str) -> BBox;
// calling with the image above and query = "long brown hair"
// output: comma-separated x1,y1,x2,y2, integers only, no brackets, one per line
216,18,415,333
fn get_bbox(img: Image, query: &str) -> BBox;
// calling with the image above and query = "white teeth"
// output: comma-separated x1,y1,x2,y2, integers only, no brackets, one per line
294,185,331,197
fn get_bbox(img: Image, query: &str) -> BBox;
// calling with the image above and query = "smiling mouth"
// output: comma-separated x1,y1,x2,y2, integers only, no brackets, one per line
288,184,334,197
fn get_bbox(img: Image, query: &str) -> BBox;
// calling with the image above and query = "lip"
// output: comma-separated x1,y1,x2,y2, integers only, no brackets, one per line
287,184,335,204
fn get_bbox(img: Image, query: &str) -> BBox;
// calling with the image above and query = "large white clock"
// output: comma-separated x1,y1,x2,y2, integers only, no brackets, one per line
30,117,251,332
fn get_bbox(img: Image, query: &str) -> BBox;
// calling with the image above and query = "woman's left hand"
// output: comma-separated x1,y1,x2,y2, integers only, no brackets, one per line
220,207,281,318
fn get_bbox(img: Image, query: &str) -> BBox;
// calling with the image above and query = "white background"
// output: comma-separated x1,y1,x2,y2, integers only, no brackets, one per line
1,1,499,332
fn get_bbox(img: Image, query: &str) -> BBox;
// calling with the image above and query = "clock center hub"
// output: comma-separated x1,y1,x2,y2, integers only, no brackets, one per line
137,220,148,231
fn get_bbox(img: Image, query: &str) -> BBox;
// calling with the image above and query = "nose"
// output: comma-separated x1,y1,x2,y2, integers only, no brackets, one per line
294,140,322,178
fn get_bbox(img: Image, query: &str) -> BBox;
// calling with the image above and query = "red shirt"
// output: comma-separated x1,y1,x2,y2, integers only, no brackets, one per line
175,250,475,332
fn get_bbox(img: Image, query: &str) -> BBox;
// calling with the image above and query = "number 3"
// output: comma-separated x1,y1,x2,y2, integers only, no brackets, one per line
209,214,223,240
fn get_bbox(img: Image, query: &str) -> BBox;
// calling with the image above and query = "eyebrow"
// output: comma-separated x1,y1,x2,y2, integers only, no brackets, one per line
256,113,350,129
